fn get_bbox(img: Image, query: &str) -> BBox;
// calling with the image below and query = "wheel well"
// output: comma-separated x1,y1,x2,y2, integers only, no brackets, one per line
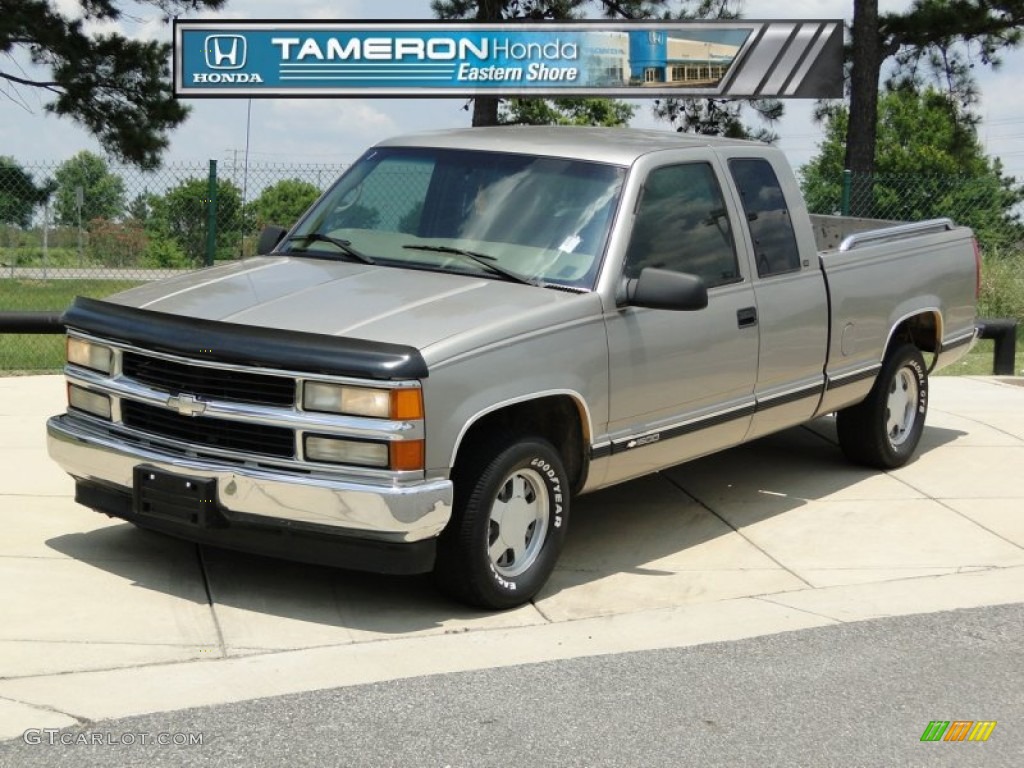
453,396,587,494
888,312,941,357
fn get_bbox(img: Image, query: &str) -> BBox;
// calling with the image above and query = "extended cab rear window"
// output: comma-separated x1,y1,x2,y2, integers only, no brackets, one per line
728,158,801,278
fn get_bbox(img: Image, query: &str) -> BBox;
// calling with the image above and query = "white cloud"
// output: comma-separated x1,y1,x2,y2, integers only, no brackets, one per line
257,99,399,160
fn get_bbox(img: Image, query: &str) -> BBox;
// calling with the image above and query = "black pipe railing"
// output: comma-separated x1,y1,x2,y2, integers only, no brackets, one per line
976,317,1019,376
0,312,64,334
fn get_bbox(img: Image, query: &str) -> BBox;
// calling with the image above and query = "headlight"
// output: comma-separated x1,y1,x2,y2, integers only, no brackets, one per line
304,436,389,468
67,337,114,374
67,384,111,420
302,382,423,420
304,435,425,471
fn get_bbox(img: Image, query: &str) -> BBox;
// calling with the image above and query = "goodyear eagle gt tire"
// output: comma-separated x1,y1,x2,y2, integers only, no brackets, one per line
434,436,569,610
836,343,929,469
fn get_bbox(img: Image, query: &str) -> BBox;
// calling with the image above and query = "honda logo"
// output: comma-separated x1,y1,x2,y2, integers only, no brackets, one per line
167,393,208,418
204,35,246,70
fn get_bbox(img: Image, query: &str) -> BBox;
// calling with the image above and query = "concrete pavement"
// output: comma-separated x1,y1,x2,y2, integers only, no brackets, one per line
1,374,1022,739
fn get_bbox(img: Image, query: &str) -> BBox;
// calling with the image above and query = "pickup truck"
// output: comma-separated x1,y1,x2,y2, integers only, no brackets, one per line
47,127,979,609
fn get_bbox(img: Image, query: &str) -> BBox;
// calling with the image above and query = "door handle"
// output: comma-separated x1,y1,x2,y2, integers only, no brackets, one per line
737,307,758,328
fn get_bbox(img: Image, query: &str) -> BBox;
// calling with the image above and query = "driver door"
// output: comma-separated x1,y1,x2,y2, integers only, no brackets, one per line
601,156,759,485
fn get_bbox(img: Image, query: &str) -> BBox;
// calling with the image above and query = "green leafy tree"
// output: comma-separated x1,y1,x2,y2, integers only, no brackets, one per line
0,156,50,227
500,97,634,125
0,1,227,169
127,192,155,224
149,177,244,263
250,179,322,228
52,151,125,226
845,0,1024,203
86,217,148,267
652,97,782,141
143,236,190,268
801,88,1024,251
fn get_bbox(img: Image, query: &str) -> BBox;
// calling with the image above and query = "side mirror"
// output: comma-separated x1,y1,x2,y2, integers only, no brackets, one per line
619,267,708,311
257,225,288,255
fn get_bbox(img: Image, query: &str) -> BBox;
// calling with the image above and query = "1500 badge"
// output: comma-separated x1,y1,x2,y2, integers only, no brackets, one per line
626,433,661,449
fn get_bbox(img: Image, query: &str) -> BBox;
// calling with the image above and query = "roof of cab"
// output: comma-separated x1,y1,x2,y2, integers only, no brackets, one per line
374,126,767,166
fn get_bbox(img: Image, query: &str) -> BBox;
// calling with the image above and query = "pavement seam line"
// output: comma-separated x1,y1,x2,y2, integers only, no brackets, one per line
928,406,1024,444
657,472,815,589
0,611,572,685
754,564,1024,621
529,599,555,623
196,546,229,660
749,595,846,625
0,693,90,728
0,652,274,683
884,473,1024,553
0,639,217,648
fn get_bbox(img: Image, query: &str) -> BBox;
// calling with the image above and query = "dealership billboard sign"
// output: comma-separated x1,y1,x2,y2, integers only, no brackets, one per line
174,21,842,98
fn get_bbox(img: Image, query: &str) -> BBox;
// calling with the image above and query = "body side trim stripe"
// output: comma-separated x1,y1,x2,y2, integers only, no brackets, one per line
590,382,824,459
826,365,881,390
755,382,824,409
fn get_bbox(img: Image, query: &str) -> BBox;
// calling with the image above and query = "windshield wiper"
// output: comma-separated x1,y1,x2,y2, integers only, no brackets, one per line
402,244,541,287
286,233,376,265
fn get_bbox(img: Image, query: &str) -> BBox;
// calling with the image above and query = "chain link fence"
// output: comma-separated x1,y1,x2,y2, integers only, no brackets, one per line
1,158,346,372
2,162,1022,372
802,170,1024,255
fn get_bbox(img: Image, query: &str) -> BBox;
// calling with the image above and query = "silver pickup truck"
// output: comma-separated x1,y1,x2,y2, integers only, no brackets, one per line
47,127,979,608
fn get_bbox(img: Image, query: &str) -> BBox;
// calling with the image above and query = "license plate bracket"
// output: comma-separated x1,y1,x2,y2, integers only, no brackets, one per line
133,466,220,527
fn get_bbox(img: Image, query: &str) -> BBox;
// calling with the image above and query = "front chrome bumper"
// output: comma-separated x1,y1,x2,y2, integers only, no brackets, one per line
47,414,452,543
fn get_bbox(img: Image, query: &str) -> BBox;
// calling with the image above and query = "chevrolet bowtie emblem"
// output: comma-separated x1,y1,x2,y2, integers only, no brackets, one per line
167,393,207,417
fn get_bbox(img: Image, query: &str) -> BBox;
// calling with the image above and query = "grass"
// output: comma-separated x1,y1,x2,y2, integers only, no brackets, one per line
0,246,90,269
943,249,1024,377
0,279,141,373
934,337,1021,377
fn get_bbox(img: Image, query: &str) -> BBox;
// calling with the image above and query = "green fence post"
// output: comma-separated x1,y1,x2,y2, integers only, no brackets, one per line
840,169,852,216
205,159,218,266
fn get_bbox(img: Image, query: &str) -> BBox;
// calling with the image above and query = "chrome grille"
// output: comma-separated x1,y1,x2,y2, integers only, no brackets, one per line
121,400,295,459
122,352,296,407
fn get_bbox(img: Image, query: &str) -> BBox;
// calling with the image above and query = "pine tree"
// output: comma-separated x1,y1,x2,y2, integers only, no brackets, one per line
0,1,226,169
844,0,1024,213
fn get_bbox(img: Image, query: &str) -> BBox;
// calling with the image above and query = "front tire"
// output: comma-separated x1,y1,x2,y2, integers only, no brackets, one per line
836,343,929,469
434,436,569,610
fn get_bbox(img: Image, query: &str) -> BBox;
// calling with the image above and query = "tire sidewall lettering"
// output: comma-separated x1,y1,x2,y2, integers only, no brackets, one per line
888,349,928,457
488,564,517,591
905,360,929,415
488,452,566,594
905,358,928,414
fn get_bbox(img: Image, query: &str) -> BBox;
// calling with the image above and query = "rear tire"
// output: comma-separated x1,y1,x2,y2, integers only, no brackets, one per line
434,436,569,610
836,343,928,469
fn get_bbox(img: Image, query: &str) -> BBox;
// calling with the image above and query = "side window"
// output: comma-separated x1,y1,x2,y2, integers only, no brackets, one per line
728,158,801,278
624,162,740,288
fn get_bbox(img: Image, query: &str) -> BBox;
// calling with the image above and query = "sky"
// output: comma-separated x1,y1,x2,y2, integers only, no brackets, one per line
1,0,1023,181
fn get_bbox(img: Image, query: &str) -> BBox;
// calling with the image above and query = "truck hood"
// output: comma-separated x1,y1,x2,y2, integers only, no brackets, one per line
107,257,598,361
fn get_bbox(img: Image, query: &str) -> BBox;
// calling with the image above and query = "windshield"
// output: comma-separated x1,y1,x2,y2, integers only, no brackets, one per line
282,146,626,290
